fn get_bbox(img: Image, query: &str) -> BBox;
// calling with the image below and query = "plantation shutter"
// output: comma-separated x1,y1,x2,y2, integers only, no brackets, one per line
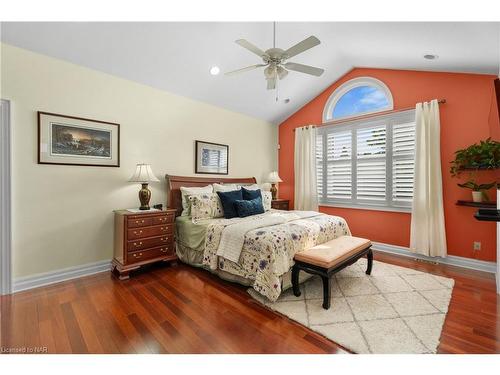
326,131,352,200
316,109,415,210
356,125,387,202
316,133,324,200
392,117,416,205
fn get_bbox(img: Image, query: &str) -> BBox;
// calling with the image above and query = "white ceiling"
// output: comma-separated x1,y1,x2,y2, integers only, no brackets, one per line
1,22,499,124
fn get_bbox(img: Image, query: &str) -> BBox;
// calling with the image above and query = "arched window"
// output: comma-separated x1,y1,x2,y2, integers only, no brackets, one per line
322,77,393,122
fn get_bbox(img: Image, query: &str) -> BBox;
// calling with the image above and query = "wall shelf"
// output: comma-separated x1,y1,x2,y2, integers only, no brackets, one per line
457,166,499,171
474,211,500,222
456,200,497,208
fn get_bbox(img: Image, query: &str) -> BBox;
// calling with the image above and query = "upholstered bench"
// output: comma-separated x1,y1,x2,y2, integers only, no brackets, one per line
292,236,373,309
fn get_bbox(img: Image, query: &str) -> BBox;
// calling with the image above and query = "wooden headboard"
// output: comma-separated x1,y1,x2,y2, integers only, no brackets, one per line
165,174,257,216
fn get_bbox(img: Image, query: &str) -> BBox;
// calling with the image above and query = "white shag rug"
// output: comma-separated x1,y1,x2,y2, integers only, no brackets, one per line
249,258,454,354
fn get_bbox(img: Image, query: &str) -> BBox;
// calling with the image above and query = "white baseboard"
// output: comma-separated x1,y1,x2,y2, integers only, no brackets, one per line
13,259,112,293
372,242,497,274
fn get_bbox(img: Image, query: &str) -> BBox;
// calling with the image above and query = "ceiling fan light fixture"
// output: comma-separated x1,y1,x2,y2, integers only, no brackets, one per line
276,66,288,80
264,65,276,79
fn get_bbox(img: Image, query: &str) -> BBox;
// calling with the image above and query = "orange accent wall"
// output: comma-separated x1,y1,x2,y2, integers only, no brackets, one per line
279,68,500,262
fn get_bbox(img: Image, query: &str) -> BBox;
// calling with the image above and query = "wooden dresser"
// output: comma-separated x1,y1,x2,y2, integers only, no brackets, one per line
112,209,177,280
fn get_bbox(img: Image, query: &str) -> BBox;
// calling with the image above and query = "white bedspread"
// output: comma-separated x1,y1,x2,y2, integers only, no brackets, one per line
216,210,320,263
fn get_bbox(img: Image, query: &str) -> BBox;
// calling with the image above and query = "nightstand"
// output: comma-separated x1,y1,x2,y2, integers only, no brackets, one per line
112,208,177,280
271,199,290,211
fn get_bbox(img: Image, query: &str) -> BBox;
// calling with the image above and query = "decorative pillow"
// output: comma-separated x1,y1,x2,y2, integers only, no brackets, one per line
213,183,239,192
262,191,272,211
190,194,214,223
189,193,224,222
180,185,213,216
212,195,225,218
217,189,243,219
234,197,265,218
242,187,262,200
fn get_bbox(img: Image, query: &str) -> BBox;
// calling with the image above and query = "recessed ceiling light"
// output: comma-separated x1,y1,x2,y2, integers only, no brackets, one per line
424,54,439,60
209,66,220,75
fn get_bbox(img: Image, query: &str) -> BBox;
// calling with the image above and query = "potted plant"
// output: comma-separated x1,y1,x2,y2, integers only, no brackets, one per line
457,180,497,203
450,138,500,176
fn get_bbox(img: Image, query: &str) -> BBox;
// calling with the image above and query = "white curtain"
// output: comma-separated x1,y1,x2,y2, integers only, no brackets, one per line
294,125,319,211
410,100,447,257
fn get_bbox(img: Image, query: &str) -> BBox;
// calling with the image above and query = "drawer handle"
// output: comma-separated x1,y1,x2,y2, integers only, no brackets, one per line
133,242,143,246
160,227,166,231
161,237,168,242
161,248,167,253
134,230,143,235
133,252,143,258
135,220,145,224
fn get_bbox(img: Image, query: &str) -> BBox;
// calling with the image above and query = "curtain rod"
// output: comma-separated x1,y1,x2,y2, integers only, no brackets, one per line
293,99,446,131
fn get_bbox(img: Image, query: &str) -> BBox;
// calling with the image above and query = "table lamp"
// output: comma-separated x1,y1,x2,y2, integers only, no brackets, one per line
129,163,160,210
268,171,283,200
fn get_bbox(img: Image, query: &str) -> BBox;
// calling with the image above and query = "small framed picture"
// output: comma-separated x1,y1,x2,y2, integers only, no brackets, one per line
195,140,229,175
38,111,120,167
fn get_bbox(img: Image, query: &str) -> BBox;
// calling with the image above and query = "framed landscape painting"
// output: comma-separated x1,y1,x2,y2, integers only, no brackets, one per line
38,112,120,167
195,140,228,175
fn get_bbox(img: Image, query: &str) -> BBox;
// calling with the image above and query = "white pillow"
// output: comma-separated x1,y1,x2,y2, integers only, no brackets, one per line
262,191,272,211
213,183,239,192
260,182,272,192
180,185,213,216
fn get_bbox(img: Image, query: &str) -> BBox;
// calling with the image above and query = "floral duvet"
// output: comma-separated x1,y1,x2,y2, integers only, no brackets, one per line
201,211,350,301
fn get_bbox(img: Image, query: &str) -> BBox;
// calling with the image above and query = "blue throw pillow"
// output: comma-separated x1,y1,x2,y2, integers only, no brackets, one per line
242,187,262,201
217,189,243,219
234,197,265,218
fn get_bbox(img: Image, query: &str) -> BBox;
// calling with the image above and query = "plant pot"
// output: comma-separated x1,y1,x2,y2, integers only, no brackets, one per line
472,191,483,203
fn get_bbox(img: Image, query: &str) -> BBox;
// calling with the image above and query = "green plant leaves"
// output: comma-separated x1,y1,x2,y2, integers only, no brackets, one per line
450,138,500,176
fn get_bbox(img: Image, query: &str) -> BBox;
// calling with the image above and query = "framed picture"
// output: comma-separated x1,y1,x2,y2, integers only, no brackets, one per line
38,111,120,167
195,140,229,175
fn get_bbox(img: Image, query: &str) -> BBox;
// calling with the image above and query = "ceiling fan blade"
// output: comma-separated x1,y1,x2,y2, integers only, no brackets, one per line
284,36,321,59
225,64,267,76
266,77,276,90
235,39,268,58
277,65,288,80
284,62,324,77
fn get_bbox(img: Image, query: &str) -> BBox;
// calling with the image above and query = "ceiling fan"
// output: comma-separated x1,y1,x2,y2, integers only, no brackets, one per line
225,23,325,90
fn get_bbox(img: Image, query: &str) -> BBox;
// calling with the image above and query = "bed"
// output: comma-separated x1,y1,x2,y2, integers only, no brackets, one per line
167,175,351,302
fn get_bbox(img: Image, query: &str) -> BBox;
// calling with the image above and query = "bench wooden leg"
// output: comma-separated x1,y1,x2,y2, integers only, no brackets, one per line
366,248,373,275
321,275,331,309
292,265,301,297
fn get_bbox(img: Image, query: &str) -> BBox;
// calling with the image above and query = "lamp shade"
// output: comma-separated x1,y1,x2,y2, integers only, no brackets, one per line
128,164,160,183
268,171,283,183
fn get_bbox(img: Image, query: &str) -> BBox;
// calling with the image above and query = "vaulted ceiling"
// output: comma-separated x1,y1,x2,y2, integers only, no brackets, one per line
2,22,499,124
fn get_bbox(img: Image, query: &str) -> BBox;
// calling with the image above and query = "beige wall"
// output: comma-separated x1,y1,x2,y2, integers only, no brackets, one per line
1,43,278,278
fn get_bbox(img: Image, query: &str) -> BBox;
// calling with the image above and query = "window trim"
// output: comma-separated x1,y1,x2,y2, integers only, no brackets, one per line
322,77,394,123
316,109,415,213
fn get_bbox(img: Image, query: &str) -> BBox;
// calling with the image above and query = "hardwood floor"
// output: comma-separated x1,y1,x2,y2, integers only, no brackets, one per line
1,251,499,354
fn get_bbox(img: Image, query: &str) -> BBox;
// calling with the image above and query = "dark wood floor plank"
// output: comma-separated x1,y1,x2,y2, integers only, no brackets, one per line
127,313,169,354
1,251,498,354
42,289,72,353
60,302,88,353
